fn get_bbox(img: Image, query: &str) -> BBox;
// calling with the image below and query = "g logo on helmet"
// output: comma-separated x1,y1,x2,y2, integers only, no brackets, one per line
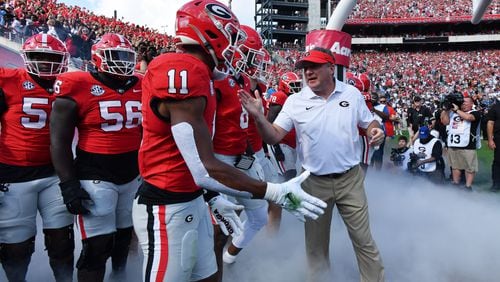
206,3,232,19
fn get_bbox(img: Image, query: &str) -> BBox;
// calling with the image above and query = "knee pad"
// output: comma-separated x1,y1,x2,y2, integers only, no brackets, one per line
43,225,75,260
76,233,113,271
111,227,133,271
113,227,133,249
180,230,198,272
0,236,35,263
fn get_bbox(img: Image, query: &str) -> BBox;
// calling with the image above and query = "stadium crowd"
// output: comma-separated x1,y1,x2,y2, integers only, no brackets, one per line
0,0,174,68
349,0,499,19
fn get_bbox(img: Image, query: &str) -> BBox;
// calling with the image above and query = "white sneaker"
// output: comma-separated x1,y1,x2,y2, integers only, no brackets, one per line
223,251,237,264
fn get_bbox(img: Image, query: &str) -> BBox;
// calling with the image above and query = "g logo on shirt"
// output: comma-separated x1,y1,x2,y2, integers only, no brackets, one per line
453,116,462,122
339,101,350,107
185,215,194,223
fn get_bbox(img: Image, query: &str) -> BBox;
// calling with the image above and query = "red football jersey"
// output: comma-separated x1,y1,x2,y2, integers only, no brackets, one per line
268,91,296,148
139,53,216,193
55,71,142,154
247,83,268,152
0,68,54,166
213,75,249,155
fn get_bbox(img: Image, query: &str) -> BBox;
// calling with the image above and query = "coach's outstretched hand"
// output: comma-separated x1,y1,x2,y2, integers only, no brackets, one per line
208,195,244,236
264,171,326,221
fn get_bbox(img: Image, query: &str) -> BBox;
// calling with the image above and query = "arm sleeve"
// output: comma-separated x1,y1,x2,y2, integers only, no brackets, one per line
171,122,253,198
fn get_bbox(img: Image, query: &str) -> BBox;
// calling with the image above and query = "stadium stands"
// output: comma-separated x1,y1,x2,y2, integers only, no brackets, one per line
1,0,498,101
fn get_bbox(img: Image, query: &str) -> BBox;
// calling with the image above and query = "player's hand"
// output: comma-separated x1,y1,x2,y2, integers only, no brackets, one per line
238,89,264,117
59,179,91,215
265,171,327,221
208,196,244,236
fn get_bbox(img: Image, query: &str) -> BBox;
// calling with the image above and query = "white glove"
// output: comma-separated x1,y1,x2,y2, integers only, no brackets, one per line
208,196,244,236
264,170,327,222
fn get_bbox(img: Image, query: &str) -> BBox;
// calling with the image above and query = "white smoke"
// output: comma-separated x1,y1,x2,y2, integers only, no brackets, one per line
3,170,500,281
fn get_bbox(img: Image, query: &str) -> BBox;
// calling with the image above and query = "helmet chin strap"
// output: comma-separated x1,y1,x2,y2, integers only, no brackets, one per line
189,24,232,80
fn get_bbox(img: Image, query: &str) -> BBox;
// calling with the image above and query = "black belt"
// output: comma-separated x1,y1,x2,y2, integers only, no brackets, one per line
311,165,356,179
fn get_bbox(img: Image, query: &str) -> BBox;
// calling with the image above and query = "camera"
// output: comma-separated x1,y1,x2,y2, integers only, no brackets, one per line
390,148,405,167
407,152,426,172
441,92,464,111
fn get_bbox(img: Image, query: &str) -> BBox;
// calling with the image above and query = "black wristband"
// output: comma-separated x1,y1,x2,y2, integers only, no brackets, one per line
59,179,80,191
203,189,219,202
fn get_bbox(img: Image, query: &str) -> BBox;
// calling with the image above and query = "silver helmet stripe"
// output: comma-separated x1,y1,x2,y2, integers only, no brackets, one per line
41,33,48,47
117,34,126,46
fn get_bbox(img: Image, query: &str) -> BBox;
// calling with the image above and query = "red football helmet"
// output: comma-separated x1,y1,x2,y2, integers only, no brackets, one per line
358,73,371,92
346,72,363,92
175,0,245,75
91,33,136,76
278,72,301,95
234,25,264,78
21,34,69,79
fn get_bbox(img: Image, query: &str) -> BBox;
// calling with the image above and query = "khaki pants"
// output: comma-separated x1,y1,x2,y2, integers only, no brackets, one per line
303,165,384,282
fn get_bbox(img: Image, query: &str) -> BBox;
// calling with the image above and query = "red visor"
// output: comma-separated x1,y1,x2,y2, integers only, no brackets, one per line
295,50,335,69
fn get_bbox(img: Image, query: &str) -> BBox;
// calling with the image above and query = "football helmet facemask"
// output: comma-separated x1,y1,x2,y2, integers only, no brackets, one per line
21,34,69,79
91,33,136,76
234,25,264,79
278,72,301,95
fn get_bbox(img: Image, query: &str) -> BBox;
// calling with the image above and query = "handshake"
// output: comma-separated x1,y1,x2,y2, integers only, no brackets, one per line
265,171,327,222
208,171,327,236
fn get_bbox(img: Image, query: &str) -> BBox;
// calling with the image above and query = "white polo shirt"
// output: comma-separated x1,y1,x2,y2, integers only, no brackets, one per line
274,79,374,174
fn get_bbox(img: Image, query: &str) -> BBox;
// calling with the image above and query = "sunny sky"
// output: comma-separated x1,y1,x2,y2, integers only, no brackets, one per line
58,0,255,35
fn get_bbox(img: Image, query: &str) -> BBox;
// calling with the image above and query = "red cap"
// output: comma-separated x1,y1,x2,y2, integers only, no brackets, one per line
295,50,335,69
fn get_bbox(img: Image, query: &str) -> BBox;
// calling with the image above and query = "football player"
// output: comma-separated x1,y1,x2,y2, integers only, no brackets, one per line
0,34,74,282
213,25,270,267
50,33,142,281
347,72,375,173
133,1,326,281
266,71,301,234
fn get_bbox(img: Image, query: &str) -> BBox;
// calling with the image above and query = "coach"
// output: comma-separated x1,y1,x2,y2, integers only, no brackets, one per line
239,47,385,282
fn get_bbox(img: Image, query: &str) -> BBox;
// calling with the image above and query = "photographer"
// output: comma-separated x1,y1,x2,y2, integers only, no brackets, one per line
440,95,482,190
390,136,412,172
408,96,432,145
410,126,445,184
